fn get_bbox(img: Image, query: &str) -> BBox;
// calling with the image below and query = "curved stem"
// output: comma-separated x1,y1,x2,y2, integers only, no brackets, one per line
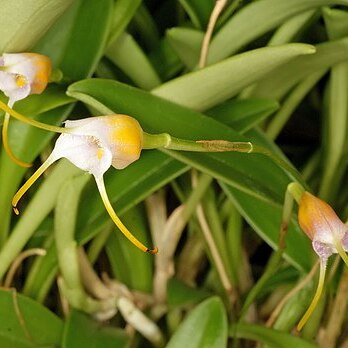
95,175,158,254
12,154,58,214
2,100,31,167
2,110,32,167
297,258,326,331
0,99,70,134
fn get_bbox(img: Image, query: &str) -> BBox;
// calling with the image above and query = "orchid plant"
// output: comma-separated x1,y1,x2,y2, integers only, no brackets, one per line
282,183,348,331
0,87,253,255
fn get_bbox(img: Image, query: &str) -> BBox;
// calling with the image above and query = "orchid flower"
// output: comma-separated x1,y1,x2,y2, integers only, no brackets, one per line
297,190,348,330
0,53,51,167
284,183,348,331
1,101,253,254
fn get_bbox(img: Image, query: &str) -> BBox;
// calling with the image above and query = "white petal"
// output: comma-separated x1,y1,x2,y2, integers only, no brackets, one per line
53,133,112,177
65,115,142,169
2,53,36,83
0,71,30,102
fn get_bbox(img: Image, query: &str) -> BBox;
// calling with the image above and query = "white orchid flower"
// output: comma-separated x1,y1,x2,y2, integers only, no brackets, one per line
0,53,51,167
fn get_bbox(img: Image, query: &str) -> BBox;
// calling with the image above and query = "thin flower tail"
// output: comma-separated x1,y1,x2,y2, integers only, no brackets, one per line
0,99,70,134
12,153,59,214
2,100,32,167
297,258,327,331
94,175,158,254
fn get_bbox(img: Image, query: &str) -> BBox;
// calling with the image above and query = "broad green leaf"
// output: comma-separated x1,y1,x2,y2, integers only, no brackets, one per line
250,37,348,100
152,44,315,111
208,0,348,64
231,323,317,348
166,297,227,348
0,0,74,53
62,310,129,348
166,28,203,69
0,289,63,347
207,99,279,133
106,32,161,90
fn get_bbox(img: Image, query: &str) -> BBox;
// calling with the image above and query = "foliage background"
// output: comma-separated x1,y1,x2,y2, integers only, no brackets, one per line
1,0,348,347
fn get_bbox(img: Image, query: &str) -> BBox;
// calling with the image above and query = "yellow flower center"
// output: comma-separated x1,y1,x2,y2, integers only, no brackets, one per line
15,74,27,88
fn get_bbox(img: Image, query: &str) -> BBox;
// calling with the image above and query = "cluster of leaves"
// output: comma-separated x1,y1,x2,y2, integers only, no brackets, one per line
1,0,348,347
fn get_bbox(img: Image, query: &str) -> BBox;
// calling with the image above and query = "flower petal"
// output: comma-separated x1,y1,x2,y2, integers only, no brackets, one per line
0,71,30,102
54,133,112,177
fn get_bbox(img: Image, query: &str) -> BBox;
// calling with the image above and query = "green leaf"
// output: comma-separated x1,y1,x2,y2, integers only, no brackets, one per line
250,36,348,100
106,32,161,90
58,0,113,79
166,297,227,348
269,10,318,46
0,289,63,347
152,44,315,111
166,28,203,69
0,0,74,53
207,99,279,133
62,310,129,348
319,8,348,201
231,322,317,348
208,0,348,64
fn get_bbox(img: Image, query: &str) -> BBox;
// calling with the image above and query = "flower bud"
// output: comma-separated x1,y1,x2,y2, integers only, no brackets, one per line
298,192,348,259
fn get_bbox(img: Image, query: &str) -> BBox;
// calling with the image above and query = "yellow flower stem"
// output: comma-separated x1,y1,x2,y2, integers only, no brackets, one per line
95,175,158,254
12,154,57,214
2,99,32,167
2,111,32,167
0,99,70,134
297,258,326,331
